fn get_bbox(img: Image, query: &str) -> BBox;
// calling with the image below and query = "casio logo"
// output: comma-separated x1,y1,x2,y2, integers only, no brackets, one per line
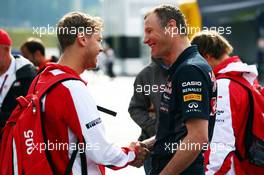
182,81,202,87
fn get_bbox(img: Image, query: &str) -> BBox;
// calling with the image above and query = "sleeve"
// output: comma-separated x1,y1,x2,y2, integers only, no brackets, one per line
128,73,156,136
63,80,136,169
176,65,211,122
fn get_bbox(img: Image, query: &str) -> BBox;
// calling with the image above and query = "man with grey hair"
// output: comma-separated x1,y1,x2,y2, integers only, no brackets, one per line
142,5,216,175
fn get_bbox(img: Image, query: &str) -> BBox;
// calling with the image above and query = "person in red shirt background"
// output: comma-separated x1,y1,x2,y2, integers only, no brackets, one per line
20,37,58,72
191,30,264,175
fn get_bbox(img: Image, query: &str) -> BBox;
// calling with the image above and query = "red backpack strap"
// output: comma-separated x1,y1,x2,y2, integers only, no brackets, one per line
35,73,81,99
27,74,41,95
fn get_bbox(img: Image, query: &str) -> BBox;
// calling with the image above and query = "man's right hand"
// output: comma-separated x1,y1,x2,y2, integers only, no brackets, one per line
129,141,149,168
141,136,156,151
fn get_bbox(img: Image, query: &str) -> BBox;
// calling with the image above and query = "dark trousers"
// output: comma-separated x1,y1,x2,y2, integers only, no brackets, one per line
150,154,205,175
144,156,152,175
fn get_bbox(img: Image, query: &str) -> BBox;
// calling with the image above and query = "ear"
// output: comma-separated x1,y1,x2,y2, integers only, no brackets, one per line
76,32,87,47
35,50,42,57
167,19,177,30
203,53,211,60
167,19,177,27
204,54,216,67
166,19,178,36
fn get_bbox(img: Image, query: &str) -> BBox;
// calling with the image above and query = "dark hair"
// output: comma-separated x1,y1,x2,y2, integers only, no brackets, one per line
191,30,233,59
144,4,187,36
21,38,45,56
57,12,102,52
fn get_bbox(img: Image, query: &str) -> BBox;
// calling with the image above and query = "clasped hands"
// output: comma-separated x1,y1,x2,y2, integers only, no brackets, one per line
129,141,150,168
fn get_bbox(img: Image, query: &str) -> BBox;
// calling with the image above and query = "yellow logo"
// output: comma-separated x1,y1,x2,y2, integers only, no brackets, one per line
183,94,202,102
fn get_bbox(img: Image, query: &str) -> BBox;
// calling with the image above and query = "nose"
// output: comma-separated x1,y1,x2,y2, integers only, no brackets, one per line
143,34,149,45
99,43,103,52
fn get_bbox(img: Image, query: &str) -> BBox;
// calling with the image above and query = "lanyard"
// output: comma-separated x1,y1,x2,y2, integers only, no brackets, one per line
0,74,8,95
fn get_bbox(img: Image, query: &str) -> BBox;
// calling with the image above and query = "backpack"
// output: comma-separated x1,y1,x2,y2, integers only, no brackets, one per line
218,74,264,166
0,73,88,175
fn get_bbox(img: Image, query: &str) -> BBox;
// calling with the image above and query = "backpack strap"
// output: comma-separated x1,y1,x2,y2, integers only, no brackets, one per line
35,73,82,99
217,75,254,160
31,73,117,116
65,137,87,175
33,73,88,175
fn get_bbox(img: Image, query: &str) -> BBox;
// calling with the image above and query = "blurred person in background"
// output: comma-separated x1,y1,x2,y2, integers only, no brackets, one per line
20,37,57,72
0,29,36,130
128,57,168,174
104,44,116,78
191,30,264,175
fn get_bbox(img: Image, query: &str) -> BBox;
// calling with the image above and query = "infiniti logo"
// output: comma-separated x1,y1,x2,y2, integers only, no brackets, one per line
188,102,199,109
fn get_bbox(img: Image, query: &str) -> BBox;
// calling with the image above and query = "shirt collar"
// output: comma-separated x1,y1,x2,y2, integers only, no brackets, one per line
44,63,87,84
213,56,241,76
168,45,198,75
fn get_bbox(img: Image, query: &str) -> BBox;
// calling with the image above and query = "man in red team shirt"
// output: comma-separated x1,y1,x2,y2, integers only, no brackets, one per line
33,12,149,174
191,30,264,175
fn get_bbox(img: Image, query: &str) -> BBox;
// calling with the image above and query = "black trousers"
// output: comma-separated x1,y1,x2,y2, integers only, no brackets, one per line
150,154,205,175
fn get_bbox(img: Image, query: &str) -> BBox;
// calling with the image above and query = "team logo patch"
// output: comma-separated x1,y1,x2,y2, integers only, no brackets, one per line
183,93,202,102
210,97,217,116
188,102,199,108
86,118,102,129
182,81,202,87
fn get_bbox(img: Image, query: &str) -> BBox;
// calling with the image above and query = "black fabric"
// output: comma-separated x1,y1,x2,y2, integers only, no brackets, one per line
64,140,87,175
0,60,36,129
150,153,205,175
152,46,217,173
80,137,88,175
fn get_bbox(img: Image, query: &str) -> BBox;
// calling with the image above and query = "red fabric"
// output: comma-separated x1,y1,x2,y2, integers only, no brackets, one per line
203,147,211,172
0,29,12,46
213,56,241,77
229,80,249,158
0,93,54,175
241,159,264,175
37,59,53,72
98,165,105,175
214,152,234,175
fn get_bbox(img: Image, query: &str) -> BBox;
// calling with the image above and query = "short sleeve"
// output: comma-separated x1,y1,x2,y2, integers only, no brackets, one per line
175,65,211,122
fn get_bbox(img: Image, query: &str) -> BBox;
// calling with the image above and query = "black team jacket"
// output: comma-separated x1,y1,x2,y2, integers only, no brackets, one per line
0,55,37,129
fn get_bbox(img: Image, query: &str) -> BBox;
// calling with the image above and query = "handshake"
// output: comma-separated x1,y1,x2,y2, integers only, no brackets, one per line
128,141,150,168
